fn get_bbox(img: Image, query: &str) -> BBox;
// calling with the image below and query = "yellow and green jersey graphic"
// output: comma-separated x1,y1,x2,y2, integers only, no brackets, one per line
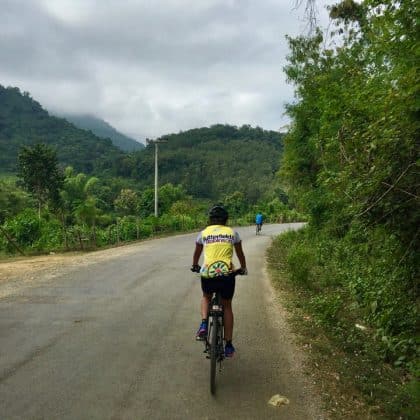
196,225,240,278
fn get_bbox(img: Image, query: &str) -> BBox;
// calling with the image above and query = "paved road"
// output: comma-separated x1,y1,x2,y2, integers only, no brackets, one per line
0,223,323,419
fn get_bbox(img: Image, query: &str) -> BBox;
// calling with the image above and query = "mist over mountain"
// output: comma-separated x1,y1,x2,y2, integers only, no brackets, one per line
0,84,284,204
0,85,124,173
57,113,144,152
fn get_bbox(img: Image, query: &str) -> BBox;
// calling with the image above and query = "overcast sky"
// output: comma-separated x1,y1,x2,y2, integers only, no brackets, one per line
1,0,334,142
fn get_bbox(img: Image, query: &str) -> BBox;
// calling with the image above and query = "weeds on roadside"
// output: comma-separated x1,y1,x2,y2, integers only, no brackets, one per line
267,227,419,419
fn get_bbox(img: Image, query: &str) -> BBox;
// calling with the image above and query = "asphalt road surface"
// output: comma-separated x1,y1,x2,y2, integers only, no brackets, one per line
0,223,324,420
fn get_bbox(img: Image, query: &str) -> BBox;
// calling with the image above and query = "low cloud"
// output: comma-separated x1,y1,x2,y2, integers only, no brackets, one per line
0,0,333,140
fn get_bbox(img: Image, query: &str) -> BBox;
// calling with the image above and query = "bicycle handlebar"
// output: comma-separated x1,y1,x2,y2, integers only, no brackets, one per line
232,268,248,276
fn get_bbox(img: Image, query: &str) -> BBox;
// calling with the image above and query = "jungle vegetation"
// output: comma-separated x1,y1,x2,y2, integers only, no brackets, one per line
2,1,417,415
268,0,419,417
0,88,300,255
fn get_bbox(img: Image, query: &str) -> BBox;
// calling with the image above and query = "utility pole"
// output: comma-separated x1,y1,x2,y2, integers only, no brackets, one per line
146,138,167,217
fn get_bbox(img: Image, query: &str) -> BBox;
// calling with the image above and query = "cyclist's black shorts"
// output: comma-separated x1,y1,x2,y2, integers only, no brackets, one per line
201,274,236,300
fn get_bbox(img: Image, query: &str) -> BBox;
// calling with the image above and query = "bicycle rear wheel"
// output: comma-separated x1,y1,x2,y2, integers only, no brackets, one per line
209,316,218,394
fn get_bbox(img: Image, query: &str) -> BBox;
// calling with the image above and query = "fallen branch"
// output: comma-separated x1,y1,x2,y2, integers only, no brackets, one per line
0,226,25,256
381,182,419,200
357,163,416,217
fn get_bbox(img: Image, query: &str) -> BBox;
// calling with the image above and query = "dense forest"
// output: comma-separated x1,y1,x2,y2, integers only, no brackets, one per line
0,83,287,204
58,113,144,152
129,125,284,202
268,0,418,417
0,85,124,173
0,85,285,204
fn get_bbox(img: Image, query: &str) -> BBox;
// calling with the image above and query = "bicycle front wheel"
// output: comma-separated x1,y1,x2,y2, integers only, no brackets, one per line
209,317,218,394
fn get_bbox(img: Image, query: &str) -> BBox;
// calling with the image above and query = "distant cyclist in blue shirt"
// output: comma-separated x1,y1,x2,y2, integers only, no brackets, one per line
255,212,263,234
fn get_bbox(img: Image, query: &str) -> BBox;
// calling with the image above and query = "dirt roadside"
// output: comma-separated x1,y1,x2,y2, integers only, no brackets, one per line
0,244,144,299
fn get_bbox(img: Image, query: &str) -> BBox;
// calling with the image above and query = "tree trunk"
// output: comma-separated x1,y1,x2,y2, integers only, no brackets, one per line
60,211,69,250
77,228,83,251
92,220,96,249
116,220,120,246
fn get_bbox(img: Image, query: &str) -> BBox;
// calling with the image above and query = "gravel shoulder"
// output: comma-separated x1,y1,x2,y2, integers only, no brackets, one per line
0,243,145,298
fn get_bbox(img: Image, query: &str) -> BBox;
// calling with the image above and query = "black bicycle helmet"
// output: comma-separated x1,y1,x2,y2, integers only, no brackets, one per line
208,204,228,223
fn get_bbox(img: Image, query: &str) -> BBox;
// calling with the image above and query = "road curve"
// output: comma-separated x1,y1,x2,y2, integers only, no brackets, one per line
0,223,324,419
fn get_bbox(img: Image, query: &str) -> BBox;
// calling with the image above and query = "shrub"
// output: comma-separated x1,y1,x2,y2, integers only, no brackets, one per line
3,209,41,251
286,241,316,288
1,209,64,253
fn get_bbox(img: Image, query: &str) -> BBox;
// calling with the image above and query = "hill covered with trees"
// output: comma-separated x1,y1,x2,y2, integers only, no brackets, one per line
0,85,284,206
127,124,284,203
58,113,144,152
0,85,124,173
0,130,297,258
0,86,296,259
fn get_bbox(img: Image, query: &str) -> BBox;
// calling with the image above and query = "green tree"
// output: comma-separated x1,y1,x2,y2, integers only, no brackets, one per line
129,125,284,204
139,183,189,217
114,188,140,216
277,2,419,414
61,168,100,217
17,143,64,218
158,183,189,214
280,0,419,372
0,180,33,224
60,168,102,247
223,191,246,219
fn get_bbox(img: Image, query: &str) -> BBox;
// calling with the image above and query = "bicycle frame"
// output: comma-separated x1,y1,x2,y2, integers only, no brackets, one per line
204,291,224,394
195,269,244,395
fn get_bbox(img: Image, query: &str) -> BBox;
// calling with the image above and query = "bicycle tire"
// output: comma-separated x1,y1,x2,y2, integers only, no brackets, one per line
210,316,218,394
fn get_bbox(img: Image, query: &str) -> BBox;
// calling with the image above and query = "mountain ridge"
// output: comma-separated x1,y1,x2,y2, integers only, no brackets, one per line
0,85,124,173
128,124,284,201
56,113,144,152
0,84,284,204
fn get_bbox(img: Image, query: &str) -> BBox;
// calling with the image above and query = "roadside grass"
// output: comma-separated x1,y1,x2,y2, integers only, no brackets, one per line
0,224,201,260
267,231,419,419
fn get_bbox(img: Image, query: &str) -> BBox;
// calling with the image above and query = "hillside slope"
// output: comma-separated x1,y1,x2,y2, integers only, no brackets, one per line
0,85,124,173
0,85,284,204
59,114,144,152
127,124,284,202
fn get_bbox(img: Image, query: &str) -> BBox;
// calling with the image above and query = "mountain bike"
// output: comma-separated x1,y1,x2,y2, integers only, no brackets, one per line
206,288,224,394
197,269,244,395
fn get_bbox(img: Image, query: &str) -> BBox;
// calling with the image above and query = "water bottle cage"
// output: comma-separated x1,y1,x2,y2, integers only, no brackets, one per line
209,305,224,317
208,291,224,317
